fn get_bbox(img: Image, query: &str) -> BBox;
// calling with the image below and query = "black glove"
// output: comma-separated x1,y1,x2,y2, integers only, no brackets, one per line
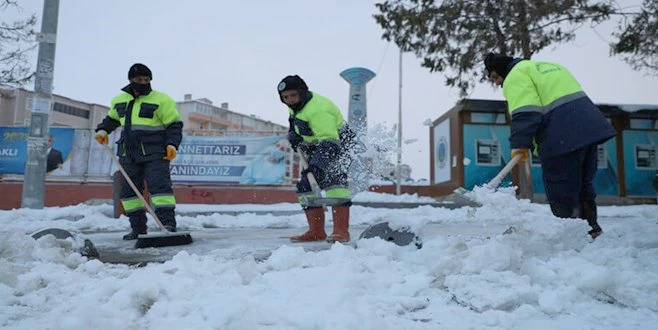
287,131,304,151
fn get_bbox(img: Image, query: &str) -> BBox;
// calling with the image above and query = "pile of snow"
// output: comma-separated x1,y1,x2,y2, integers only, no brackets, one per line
1,190,657,329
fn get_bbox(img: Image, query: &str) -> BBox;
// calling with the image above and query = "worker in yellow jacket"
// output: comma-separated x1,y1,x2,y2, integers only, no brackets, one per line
485,53,616,239
94,63,183,240
278,75,354,243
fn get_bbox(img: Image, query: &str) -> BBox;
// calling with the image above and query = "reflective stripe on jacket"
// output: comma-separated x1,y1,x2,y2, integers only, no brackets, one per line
99,86,183,162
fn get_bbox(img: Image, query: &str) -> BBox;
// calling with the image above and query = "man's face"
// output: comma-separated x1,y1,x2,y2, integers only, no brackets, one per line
48,136,53,147
131,75,151,84
280,90,300,106
489,71,504,86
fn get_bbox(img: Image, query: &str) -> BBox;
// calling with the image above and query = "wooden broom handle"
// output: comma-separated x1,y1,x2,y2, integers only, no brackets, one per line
103,143,165,229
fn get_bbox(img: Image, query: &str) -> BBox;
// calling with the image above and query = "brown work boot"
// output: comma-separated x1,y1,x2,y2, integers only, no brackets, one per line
290,207,327,242
327,206,350,243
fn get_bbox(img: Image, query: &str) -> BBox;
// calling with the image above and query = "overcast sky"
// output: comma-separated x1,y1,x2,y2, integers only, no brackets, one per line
5,0,657,178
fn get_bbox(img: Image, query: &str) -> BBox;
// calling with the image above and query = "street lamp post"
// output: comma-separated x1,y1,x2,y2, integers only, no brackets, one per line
21,0,60,208
395,48,403,195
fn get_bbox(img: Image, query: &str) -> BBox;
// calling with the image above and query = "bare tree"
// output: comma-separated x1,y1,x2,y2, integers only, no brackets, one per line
0,0,37,87
374,0,626,96
611,0,658,74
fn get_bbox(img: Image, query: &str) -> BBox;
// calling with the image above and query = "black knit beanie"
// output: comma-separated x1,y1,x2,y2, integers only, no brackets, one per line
277,75,308,94
128,63,153,80
484,53,514,78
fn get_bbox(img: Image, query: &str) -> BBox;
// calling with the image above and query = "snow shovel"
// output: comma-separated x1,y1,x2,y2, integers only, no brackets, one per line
358,222,422,249
102,143,192,248
298,152,350,208
31,227,100,258
446,153,524,206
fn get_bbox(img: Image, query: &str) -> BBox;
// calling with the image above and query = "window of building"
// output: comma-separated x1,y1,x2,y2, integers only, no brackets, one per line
194,103,212,115
597,144,608,169
630,119,658,129
53,102,90,119
470,112,507,124
635,144,657,169
475,139,501,166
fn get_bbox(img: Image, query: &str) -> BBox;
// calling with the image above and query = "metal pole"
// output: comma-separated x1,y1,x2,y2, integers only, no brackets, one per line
21,0,60,209
395,48,402,195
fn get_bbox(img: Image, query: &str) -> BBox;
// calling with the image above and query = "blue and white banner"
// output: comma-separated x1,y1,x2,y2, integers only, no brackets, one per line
170,135,288,184
0,127,74,175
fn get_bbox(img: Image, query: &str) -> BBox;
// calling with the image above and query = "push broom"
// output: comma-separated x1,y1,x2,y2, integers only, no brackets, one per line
103,143,193,248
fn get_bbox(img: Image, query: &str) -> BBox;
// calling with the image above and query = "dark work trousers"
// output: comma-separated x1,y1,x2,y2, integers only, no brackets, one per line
296,154,349,194
119,157,176,231
541,143,598,217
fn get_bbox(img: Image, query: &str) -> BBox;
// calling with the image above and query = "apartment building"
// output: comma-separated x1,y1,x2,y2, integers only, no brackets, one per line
0,87,108,129
0,87,287,134
177,94,287,136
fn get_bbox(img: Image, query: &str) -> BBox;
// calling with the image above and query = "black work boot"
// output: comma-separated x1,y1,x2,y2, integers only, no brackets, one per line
549,203,578,219
588,227,603,239
581,199,603,239
122,228,146,240
156,207,177,232
124,212,147,240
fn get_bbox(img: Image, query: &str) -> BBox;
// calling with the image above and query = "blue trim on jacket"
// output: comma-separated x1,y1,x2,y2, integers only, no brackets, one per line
510,96,616,159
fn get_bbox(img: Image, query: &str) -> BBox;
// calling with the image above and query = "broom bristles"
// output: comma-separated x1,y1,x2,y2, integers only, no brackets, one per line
134,232,193,249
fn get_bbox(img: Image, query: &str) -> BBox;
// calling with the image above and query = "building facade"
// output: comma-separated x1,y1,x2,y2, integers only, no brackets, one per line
429,98,658,201
0,87,287,135
177,94,286,136
0,87,108,129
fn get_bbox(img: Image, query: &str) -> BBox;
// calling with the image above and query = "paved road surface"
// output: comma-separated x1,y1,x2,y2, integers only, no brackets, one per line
82,222,512,265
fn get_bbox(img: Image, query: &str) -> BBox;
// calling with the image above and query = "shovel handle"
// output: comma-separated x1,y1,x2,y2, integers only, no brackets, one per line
102,143,165,230
486,154,523,189
298,152,322,196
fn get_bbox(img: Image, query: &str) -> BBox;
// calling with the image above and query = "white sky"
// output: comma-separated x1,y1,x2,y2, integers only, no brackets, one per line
1,189,657,328
4,0,658,179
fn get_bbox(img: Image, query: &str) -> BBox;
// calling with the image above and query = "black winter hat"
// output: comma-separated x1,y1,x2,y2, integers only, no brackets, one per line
484,53,514,78
277,75,308,93
128,63,152,80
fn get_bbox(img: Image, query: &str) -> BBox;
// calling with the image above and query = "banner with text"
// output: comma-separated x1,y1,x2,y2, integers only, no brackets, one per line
171,135,287,184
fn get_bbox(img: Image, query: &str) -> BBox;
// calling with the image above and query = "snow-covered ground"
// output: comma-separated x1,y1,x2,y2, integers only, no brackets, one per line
1,187,657,329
